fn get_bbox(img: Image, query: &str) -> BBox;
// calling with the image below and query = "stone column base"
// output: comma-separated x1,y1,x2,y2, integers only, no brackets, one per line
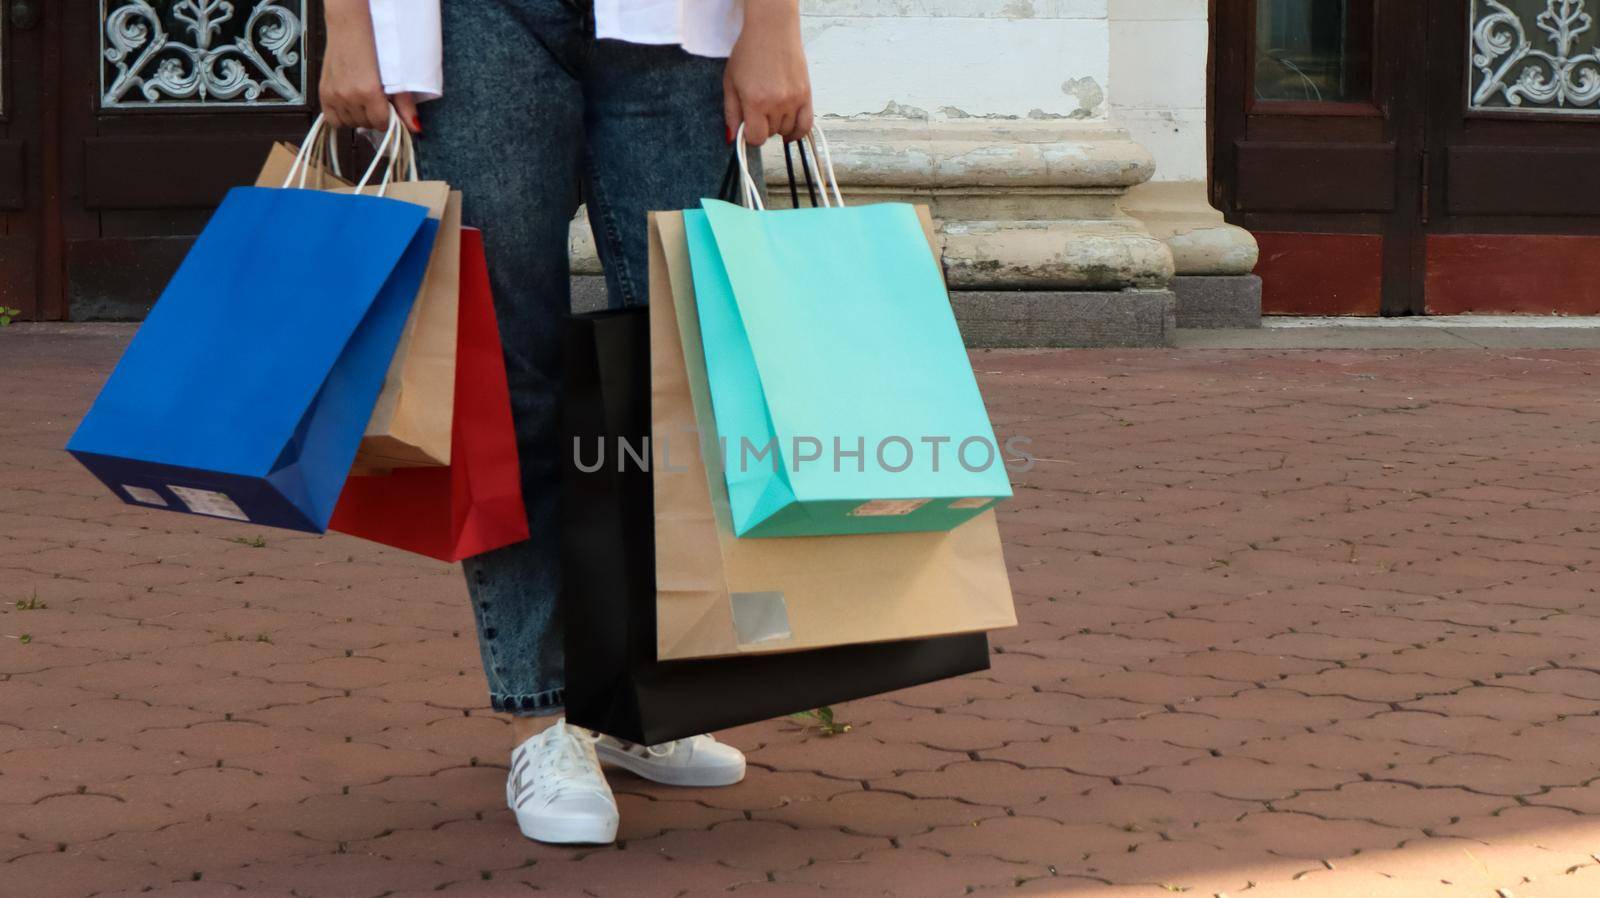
571,275,609,314
571,120,1191,348
951,289,1175,349
1172,275,1263,330
575,276,1176,349
1119,182,1259,278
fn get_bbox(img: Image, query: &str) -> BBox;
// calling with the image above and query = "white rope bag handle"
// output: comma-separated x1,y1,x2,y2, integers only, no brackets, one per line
734,122,844,211
282,106,417,196
353,106,418,196
283,113,345,190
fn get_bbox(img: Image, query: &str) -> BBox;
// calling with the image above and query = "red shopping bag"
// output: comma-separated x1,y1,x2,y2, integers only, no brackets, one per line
330,228,529,561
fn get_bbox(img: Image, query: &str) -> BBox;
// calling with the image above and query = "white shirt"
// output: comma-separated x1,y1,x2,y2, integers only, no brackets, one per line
370,0,742,102
593,0,743,58
370,0,444,100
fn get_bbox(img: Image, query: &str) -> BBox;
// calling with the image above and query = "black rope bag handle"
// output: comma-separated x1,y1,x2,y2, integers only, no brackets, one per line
716,135,820,207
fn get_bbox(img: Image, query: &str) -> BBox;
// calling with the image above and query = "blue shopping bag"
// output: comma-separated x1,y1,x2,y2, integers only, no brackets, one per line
67,186,436,533
684,179,1012,538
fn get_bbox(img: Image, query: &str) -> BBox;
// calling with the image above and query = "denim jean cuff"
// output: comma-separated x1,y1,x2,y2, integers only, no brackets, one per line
491,687,566,718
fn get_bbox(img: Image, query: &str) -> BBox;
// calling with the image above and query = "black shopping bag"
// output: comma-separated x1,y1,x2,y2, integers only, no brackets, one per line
560,308,992,746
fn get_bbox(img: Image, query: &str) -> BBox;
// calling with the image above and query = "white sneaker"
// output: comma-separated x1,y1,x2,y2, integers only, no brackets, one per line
506,720,619,844
593,731,747,787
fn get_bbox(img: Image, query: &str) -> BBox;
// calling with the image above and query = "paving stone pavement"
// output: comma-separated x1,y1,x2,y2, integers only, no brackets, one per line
4,328,1600,897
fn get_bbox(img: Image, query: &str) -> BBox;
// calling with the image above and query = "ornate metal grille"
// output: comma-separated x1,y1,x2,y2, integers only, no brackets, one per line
100,0,307,109
1471,0,1600,114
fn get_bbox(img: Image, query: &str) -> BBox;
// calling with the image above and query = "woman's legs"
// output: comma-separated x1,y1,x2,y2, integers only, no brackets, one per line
420,0,588,723
422,1,751,743
418,0,752,846
580,40,737,307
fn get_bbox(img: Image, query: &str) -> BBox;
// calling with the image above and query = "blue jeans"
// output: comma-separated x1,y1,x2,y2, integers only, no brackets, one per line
418,0,741,716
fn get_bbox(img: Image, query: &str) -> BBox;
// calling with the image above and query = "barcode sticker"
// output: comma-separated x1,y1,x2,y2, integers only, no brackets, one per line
949,497,992,510
169,486,250,522
123,486,168,507
849,499,931,517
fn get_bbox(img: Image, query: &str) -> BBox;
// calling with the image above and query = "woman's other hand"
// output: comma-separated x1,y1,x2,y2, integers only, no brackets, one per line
321,0,420,133
724,0,813,145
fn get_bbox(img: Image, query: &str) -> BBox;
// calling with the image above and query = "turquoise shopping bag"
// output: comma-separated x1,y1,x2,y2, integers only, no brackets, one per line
684,198,1012,538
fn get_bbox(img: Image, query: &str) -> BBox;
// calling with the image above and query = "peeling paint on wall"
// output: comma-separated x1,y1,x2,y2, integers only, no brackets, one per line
1001,0,1036,19
940,106,1022,120
870,100,931,120
825,100,934,120
1061,76,1105,118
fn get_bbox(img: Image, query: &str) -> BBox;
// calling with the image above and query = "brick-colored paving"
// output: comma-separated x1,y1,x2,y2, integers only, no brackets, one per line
5,328,1600,897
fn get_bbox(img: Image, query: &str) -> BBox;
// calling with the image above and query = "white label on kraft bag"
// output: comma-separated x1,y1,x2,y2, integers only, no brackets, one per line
730,592,793,647
849,499,931,517
949,497,992,510
122,486,168,507
168,486,250,522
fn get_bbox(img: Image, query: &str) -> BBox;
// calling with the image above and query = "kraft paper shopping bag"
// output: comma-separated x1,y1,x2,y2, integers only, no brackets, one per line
67,186,436,532
257,135,460,470
330,227,529,561
256,140,349,191
344,184,459,470
559,303,991,746
649,210,1016,661
683,133,1012,538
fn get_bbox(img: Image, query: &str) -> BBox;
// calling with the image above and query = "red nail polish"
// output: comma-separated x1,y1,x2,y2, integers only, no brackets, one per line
725,126,734,145
411,114,423,134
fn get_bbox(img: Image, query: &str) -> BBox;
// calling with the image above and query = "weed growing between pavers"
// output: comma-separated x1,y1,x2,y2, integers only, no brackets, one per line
790,706,852,736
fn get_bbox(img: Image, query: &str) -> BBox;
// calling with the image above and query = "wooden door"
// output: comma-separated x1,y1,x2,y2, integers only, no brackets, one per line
60,1,324,320
3,1,323,321
1213,0,1426,315
1422,0,1600,314
0,0,56,320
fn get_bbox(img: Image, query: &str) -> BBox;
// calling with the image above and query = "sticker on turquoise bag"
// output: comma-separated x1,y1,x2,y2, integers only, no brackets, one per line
123,486,168,507
731,592,793,647
169,486,249,522
949,497,993,510
849,499,931,517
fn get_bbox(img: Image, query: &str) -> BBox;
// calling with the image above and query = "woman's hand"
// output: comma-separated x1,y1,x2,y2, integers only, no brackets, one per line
724,0,812,145
320,0,419,133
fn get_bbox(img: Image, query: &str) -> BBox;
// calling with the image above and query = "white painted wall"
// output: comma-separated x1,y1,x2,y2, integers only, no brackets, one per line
801,0,1113,122
801,0,1210,185
1107,0,1209,183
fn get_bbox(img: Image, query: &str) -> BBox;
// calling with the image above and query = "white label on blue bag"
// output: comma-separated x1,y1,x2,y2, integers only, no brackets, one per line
123,486,168,507
849,499,930,517
169,486,250,522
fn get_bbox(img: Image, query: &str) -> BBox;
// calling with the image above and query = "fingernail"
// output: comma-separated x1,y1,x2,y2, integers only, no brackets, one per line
725,126,734,145
411,114,423,134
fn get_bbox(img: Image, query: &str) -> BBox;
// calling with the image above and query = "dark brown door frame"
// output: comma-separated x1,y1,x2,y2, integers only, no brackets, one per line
3,3,326,321
0,0,62,322
1423,0,1600,237
1210,0,1428,316
60,3,327,321
1416,0,1600,314
40,0,64,320
1391,0,1427,316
